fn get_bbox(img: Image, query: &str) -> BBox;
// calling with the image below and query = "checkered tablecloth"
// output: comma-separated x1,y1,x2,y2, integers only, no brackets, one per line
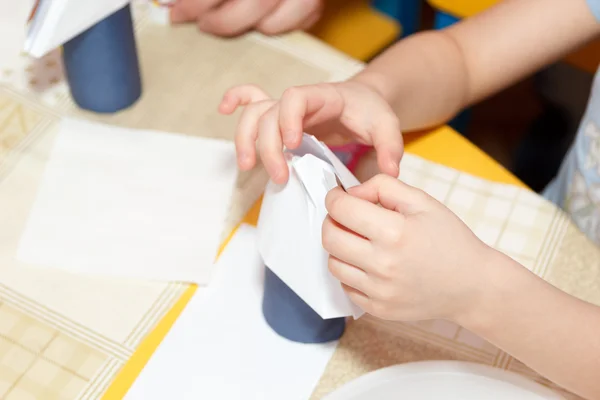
400,154,567,276
312,154,599,400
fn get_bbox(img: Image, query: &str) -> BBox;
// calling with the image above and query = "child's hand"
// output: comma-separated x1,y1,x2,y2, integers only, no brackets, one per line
218,83,403,184
323,174,495,323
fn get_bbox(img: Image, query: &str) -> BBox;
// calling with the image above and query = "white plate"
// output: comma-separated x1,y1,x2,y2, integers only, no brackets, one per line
323,361,563,400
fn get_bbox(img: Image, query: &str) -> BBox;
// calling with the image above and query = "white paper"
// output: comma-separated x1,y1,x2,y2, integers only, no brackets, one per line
257,134,363,320
0,0,33,66
125,225,338,400
25,0,131,58
148,1,171,25
16,118,238,284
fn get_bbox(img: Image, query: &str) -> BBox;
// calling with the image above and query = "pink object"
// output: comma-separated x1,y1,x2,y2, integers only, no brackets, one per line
329,143,373,173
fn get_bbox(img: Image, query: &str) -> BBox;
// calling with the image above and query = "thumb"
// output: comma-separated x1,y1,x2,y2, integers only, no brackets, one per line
348,174,430,215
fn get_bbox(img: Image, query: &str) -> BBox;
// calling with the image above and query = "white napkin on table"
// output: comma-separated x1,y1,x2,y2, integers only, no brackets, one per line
16,118,238,284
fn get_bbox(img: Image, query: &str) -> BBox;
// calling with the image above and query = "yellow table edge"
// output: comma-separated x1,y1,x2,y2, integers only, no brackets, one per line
309,0,401,62
101,126,526,399
426,0,500,19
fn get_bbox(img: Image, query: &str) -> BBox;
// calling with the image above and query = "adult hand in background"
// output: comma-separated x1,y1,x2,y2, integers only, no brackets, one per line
170,0,323,37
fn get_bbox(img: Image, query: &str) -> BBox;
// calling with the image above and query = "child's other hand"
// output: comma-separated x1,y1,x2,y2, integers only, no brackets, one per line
218,83,403,184
323,174,495,323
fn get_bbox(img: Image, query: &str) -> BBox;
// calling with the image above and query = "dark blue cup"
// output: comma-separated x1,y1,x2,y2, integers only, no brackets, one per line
262,266,346,344
62,4,142,113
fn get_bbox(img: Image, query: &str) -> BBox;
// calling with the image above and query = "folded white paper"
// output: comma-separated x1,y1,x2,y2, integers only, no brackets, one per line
125,225,338,400
257,134,364,320
16,118,238,284
25,0,130,57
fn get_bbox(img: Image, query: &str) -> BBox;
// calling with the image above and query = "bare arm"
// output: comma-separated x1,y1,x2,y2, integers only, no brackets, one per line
353,0,600,131
461,250,600,399
323,175,600,398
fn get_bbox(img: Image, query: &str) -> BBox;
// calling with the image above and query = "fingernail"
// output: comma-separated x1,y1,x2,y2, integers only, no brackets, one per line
218,103,231,114
239,153,250,167
283,129,297,146
272,166,287,184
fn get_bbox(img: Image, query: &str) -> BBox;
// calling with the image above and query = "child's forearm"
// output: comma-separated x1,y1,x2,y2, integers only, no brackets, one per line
351,31,469,132
460,250,600,399
352,0,600,133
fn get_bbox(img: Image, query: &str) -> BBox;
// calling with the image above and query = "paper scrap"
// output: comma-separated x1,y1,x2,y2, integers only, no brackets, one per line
0,0,33,68
257,134,363,320
16,118,238,284
25,0,130,57
125,225,338,400
147,0,172,25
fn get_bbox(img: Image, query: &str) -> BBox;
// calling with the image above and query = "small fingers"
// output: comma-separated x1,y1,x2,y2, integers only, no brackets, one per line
342,286,398,320
342,284,372,312
197,0,279,36
322,215,373,269
223,82,345,183
278,84,344,149
235,100,277,170
370,114,403,178
257,104,289,183
328,256,371,295
170,0,212,23
256,0,322,34
297,7,322,30
325,187,405,241
349,174,430,215
219,84,271,115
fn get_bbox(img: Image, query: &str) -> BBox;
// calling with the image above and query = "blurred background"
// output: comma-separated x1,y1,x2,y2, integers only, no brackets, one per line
310,0,597,193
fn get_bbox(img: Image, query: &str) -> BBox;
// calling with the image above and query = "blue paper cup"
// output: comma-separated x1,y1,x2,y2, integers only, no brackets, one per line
262,266,346,344
62,4,142,113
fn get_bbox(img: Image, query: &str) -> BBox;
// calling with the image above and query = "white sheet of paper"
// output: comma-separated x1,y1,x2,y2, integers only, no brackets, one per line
257,134,363,320
125,224,338,400
16,118,238,284
24,0,130,57
0,0,33,67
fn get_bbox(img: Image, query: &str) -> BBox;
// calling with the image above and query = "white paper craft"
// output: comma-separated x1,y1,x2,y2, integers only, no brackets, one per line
125,225,338,400
148,1,172,25
24,0,131,58
16,118,238,284
257,134,364,320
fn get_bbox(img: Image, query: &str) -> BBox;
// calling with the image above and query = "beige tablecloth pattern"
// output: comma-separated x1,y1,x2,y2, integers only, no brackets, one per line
0,4,363,398
0,3,597,399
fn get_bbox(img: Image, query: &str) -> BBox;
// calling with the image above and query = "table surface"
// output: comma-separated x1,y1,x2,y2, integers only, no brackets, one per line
0,8,543,398
404,125,525,187
98,29,530,400
102,124,529,399
81,23,598,400
427,0,500,19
